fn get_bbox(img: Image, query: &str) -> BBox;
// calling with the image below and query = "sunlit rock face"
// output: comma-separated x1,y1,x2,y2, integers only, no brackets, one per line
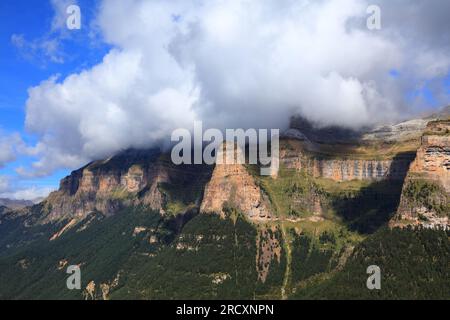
43,149,167,222
279,129,414,182
408,121,450,192
283,157,412,182
200,142,273,221
392,120,450,229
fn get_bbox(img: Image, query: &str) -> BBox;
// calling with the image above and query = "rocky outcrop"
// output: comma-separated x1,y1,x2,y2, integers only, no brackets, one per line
361,119,428,142
280,136,413,182
40,149,212,225
283,113,445,182
42,149,167,223
392,120,450,229
409,120,450,191
200,142,273,221
26,116,448,229
283,157,412,181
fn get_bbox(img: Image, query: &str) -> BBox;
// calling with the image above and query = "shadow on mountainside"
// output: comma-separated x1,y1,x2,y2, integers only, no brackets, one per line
330,152,416,234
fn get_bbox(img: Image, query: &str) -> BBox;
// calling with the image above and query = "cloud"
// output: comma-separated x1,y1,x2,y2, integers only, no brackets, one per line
0,186,54,201
0,132,26,168
11,0,80,65
11,33,65,64
0,176,10,193
0,175,53,201
22,0,450,175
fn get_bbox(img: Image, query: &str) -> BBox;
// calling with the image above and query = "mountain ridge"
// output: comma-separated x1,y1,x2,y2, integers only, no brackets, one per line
0,198,35,209
0,111,448,300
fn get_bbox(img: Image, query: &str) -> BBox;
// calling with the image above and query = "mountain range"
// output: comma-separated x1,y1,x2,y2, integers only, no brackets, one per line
0,109,448,300
0,199,35,210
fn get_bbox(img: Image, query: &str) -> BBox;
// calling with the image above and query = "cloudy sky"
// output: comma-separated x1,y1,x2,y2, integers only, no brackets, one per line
0,0,449,200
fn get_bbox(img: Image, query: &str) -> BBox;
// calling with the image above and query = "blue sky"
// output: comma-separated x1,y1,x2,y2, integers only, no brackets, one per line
0,0,109,197
0,0,449,200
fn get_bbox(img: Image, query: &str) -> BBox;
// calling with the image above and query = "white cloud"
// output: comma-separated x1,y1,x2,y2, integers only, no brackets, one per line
0,176,10,193
11,0,81,65
11,33,65,65
0,175,54,201
21,0,450,176
0,132,26,168
0,186,54,201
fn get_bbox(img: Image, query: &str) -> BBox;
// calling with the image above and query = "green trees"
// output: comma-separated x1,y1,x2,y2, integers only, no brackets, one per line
292,227,450,299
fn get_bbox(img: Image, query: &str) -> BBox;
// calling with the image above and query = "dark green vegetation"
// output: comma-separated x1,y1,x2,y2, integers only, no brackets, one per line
0,162,448,299
0,204,62,257
0,197,449,300
0,207,286,299
326,180,404,233
290,232,337,284
0,207,164,299
291,227,450,300
112,213,284,299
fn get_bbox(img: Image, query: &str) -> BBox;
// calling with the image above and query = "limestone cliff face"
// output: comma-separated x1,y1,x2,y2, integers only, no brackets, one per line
283,157,412,181
42,149,167,223
200,142,272,221
408,121,450,192
283,114,431,182
45,142,274,225
392,120,450,229
280,137,413,182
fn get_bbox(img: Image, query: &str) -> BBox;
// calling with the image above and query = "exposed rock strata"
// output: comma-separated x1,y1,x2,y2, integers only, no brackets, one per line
41,149,211,224
200,142,272,221
280,137,413,182
43,150,166,223
283,157,412,181
392,120,450,229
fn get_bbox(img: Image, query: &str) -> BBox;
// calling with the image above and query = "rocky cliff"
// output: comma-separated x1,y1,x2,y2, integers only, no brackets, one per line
200,142,273,221
42,149,164,223
283,156,413,181
409,120,450,192
392,120,450,229
40,149,212,226
280,134,414,182
31,115,448,229
283,113,431,182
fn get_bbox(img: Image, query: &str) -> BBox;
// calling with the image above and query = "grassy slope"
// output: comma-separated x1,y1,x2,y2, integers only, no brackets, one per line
402,177,450,218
